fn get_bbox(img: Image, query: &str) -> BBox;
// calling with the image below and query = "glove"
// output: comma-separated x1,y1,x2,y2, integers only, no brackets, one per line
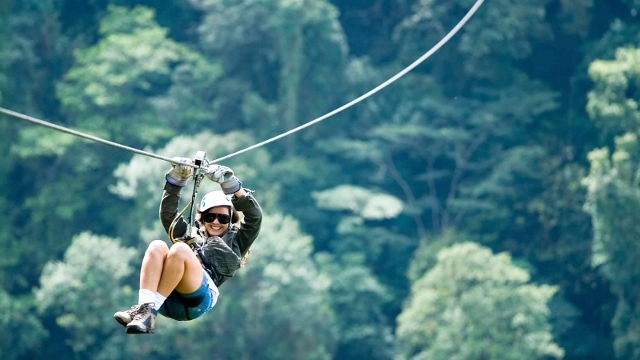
205,164,242,195
166,157,194,187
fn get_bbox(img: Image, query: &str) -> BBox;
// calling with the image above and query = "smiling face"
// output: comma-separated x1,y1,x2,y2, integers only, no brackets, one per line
202,206,231,237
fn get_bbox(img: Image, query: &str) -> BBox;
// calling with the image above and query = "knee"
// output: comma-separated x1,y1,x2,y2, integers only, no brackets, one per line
168,242,193,261
146,240,169,258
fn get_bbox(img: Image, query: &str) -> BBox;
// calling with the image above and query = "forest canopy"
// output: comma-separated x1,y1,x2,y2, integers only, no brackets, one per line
1,0,640,359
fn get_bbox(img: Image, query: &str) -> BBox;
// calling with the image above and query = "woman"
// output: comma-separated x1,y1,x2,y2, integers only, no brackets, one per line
113,158,263,334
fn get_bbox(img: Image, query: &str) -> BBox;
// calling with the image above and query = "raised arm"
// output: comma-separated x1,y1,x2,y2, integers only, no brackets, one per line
205,165,263,256
159,157,193,238
231,189,263,256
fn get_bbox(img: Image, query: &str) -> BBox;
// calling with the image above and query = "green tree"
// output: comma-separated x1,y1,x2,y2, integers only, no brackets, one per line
320,71,557,239
311,183,402,359
2,0,637,359
193,0,349,153
523,155,615,359
311,183,413,315
0,0,70,294
0,290,47,360
317,252,394,360
0,0,66,113
56,5,218,147
1,5,225,295
587,47,640,136
584,46,640,359
0,0,9,104
35,232,138,359
396,241,563,360
312,184,404,261
365,0,557,238
394,0,552,87
583,134,640,359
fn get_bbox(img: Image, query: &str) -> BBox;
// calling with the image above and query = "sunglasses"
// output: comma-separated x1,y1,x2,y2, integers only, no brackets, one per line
202,212,231,224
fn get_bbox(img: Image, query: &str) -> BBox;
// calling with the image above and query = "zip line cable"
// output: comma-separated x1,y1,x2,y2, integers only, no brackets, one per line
0,0,485,165
210,0,485,163
0,107,183,164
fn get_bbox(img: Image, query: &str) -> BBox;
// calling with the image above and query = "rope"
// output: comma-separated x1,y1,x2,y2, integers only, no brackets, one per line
0,106,189,165
0,0,485,165
210,0,485,163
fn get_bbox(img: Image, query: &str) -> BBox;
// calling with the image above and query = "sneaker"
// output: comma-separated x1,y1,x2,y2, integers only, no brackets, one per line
126,303,156,334
113,304,143,327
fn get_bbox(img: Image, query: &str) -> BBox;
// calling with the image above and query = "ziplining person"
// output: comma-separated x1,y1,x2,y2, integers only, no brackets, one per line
114,157,263,334
0,0,485,334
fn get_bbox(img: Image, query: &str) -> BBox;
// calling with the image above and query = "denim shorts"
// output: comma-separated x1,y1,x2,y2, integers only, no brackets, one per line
158,271,219,321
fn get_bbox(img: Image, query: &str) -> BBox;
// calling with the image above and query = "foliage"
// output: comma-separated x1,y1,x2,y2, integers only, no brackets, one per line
396,242,563,360
583,134,640,359
0,0,66,113
317,252,394,360
0,1,9,104
55,5,212,148
35,232,138,358
312,184,403,221
584,43,640,359
587,47,640,136
0,291,47,360
2,0,640,359
193,0,350,152
394,0,552,86
320,72,558,241
406,229,460,284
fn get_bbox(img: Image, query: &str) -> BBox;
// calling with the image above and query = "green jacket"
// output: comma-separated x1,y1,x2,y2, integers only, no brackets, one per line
159,182,263,286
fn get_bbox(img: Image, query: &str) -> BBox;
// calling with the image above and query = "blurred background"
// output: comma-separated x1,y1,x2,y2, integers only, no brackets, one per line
1,0,639,359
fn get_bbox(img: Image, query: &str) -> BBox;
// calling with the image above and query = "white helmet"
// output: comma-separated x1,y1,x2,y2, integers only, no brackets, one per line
200,190,232,212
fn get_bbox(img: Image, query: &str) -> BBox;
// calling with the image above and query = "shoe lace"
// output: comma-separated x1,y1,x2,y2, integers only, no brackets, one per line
127,304,142,316
132,303,153,321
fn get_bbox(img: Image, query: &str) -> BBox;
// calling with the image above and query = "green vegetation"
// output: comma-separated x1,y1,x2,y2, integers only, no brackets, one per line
1,0,639,358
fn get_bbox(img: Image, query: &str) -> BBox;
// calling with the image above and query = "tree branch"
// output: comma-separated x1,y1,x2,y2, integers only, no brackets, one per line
385,153,427,239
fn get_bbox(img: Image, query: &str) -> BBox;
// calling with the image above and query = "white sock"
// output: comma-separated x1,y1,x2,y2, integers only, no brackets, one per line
154,292,167,311
138,289,155,305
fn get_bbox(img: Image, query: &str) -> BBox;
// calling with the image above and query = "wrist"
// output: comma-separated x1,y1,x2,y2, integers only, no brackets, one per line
221,177,242,195
233,188,248,198
166,174,188,187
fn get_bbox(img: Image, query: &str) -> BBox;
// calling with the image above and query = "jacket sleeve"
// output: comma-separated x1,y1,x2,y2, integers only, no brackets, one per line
159,182,188,239
232,190,263,256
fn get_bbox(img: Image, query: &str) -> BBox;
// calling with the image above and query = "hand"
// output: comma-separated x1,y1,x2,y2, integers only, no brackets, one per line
166,157,193,187
205,164,242,195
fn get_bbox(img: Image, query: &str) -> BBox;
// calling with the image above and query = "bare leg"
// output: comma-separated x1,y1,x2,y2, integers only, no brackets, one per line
114,240,170,330
156,242,203,297
139,240,170,292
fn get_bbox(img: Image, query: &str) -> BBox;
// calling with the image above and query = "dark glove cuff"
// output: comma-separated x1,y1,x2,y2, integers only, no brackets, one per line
166,173,188,187
221,178,242,195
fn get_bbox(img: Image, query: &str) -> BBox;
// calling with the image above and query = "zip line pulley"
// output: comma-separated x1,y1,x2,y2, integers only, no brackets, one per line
169,150,209,244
